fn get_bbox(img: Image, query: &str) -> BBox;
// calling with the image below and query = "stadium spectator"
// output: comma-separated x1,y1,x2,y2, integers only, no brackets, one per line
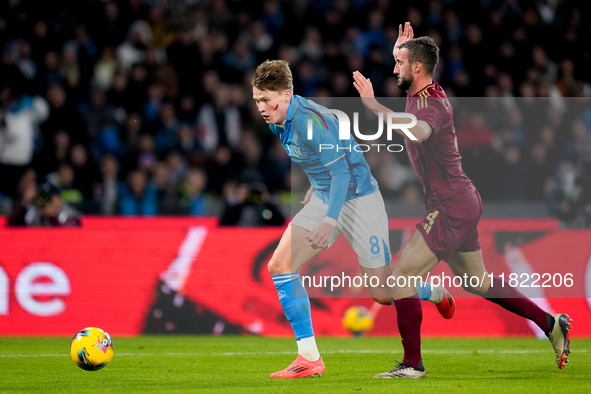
107,70,134,113
152,160,178,215
259,138,291,195
195,84,242,153
178,167,208,216
223,38,257,84
236,130,263,175
7,182,82,227
29,20,57,64
34,129,71,179
548,116,591,228
176,95,198,124
94,0,129,49
45,162,84,206
165,150,188,189
499,145,528,200
41,83,86,146
9,39,37,82
175,122,204,165
93,46,119,91
3,167,37,214
152,101,180,155
69,143,98,200
123,133,157,175
94,153,119,215
116,20,152,72
205,145,241,196
118,168,158,216
219,181,284,227
0,66,49,198
78,86,125,142
167,27,202,97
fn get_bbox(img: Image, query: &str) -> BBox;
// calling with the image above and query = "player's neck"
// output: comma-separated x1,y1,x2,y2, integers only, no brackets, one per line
275,113,287,127
276,96,292,126
408,76,433,97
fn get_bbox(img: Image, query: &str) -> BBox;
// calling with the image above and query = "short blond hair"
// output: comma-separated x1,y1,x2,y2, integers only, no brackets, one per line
251,60,294,92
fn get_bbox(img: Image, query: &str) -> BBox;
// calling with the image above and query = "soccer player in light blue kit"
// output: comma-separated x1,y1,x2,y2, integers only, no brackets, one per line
252,60,454,378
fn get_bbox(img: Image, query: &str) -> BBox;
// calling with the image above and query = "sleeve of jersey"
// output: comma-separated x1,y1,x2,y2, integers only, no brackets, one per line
303,113,351,221
417,98,443,135
325,157,350,220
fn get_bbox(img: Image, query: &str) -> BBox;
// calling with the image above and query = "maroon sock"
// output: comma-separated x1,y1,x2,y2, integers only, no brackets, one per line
484,276,550,334
395,295,422,368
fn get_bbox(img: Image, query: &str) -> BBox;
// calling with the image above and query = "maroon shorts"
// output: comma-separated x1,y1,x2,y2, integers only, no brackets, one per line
416,190,483,262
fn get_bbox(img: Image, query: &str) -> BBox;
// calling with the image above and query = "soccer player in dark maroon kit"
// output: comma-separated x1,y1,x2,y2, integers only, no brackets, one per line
353,22,571,378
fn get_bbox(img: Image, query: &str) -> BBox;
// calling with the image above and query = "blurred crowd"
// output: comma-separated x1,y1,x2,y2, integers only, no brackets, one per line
0,0,590,226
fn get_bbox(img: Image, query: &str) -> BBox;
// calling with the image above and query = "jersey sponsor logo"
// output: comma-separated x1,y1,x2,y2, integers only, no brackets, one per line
369,235,383,261
285,143,307,158
285,131,307,158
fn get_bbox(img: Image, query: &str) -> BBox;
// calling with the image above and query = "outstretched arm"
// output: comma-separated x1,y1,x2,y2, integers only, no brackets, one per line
352,71,432,144
306,158,350,249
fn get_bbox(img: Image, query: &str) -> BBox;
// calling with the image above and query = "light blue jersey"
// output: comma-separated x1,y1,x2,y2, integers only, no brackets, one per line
269,95,378,220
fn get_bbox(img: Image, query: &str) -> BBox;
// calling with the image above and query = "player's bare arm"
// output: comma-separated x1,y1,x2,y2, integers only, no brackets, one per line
352,70,432,144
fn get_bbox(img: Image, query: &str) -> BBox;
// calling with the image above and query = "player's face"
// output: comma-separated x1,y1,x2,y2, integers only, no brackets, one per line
252,87,291,125
393,48,414,91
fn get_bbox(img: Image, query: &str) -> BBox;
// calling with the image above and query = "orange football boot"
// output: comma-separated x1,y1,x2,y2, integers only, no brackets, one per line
270,354,325,378
435,286,455,319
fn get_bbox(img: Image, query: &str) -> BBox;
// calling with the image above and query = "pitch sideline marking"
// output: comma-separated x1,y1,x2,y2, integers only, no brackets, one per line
0,348,587,358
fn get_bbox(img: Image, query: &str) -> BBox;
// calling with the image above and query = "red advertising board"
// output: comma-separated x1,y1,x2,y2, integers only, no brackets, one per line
0,217,590,338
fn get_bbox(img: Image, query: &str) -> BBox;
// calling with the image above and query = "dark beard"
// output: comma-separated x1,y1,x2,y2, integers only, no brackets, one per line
397,75,413,91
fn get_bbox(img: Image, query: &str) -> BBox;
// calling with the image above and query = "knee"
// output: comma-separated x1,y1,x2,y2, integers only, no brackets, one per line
468,285,491,297
462,284,488,297
461,275,491,297
267,256,289,276
373,297,394,305
391,265,414,280
462,285,486,297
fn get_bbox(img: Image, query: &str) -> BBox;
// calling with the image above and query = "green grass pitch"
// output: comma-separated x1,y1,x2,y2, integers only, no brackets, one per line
1,336,589,393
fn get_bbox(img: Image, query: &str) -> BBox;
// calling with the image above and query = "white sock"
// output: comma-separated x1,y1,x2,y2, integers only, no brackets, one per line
429,285,444,303
297,336,320,361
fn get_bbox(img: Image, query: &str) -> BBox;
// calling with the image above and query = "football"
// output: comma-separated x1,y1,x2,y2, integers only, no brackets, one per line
342,306,374,335
70,327,114,371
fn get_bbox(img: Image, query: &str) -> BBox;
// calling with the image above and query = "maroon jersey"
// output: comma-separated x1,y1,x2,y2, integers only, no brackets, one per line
405,81,475,209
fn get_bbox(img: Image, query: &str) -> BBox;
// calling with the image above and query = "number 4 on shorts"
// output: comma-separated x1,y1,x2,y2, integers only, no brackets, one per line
422,210,439,234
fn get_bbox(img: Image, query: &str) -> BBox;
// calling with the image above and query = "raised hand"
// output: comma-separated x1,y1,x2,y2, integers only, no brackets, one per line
394,22,414,57
352,70,379,112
